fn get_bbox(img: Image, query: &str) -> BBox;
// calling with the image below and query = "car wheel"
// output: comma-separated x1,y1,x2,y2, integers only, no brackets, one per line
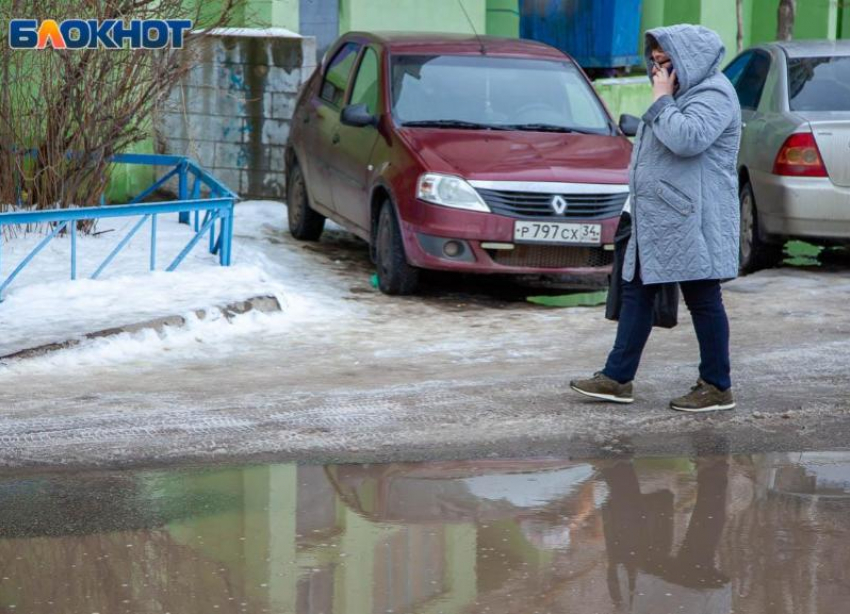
375,202,419,295
739,181,782,274
287,162,325,241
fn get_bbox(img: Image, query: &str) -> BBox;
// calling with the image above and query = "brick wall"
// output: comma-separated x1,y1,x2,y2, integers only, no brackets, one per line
156,28,317,199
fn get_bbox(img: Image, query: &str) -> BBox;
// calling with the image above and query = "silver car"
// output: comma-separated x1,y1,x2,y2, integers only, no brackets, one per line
723,41,850,272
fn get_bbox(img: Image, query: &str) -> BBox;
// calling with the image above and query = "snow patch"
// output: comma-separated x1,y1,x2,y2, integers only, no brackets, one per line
0,201,346,360
0,307,293,376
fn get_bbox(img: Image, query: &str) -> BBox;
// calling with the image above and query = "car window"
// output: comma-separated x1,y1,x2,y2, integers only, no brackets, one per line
563,76,605,127
390,54,611,132
320,42,360,107
788,56,850,111
349,47,380,115
723,52,753,88
735,51,770,110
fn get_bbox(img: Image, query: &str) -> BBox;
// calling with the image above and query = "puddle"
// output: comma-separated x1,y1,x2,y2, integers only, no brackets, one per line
1,452,849,613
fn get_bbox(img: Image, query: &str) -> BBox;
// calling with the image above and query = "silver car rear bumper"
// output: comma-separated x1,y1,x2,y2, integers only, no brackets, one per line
752,169,850,242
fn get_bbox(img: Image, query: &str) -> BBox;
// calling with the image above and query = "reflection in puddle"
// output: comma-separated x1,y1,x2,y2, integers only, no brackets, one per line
1,453,849,613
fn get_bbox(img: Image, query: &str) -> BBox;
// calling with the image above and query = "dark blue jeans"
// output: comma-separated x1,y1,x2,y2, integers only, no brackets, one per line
602,270,732,391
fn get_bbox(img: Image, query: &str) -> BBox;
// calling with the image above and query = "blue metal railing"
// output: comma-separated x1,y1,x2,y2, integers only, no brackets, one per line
0,153,237,301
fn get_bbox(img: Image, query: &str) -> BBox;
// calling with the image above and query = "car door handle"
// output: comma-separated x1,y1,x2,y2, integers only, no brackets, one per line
332,133,340,145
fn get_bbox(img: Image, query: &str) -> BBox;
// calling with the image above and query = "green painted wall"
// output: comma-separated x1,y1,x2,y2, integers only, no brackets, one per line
486,0,520,37
225,0,848,45
794,0,839,40
663,0,699,28
697,0,738,61
246,0,300,30
205,0,299,30
594,77,652,121
749,0,777,45
842,2,850,39
339,0,486,35
640,0,748,58
106,139,157,203
639,0,666,55
595,0,850,135
640,0,845,60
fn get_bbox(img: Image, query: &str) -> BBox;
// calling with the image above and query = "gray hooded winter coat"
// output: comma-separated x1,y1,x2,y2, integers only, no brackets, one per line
623,24,742,284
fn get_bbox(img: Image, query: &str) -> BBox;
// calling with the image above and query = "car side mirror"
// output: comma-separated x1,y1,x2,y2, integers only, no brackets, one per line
341,104,378,128
619,114,640,137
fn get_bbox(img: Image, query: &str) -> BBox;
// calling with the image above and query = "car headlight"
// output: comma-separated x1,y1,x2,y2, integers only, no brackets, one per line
417,173,490,213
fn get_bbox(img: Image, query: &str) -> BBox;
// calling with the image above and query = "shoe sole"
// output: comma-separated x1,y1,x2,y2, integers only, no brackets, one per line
570,385,634,404
670,402,736,413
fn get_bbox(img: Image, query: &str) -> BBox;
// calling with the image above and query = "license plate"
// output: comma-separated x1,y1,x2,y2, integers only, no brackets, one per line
514,221,602,245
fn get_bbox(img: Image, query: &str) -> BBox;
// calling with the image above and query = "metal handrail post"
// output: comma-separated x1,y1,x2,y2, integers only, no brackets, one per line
222,200,234,266
150,214,157,271
178,159,190,225
70,219,77,280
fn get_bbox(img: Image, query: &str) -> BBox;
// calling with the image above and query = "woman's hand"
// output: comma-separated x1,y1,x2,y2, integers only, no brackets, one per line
652,66,677,101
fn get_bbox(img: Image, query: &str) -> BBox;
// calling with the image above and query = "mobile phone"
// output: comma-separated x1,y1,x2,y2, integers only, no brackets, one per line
651,61,673,81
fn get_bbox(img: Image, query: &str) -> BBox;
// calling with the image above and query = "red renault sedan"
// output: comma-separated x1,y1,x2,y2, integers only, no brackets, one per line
286,32,635,294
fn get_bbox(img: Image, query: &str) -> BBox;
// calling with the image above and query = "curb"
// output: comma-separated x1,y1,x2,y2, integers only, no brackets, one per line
0,295,282,361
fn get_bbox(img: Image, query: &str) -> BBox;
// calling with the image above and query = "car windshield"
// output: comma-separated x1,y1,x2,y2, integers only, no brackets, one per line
788,56,850,111
390,54,613,134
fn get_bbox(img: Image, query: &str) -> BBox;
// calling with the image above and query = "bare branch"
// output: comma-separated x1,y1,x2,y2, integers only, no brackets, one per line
0,0,243,217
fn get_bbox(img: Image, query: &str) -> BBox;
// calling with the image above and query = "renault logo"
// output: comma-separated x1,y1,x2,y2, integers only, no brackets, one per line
551,195,569,215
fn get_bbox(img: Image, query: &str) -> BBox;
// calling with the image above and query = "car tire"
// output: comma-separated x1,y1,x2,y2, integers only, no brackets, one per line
739,181,782,274
375,202,419,295
287,162,325,241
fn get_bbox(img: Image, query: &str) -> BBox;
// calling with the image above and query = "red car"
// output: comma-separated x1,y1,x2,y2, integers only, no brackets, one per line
286,32,636,295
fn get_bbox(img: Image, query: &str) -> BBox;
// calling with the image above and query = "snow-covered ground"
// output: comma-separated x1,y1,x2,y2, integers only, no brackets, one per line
0,201,339,359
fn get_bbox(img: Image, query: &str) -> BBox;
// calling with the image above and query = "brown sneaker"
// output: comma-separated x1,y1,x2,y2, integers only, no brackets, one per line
670,379,736,413
570,372,634,404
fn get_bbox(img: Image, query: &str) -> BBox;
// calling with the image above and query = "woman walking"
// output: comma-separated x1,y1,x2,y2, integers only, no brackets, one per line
570,24,742,412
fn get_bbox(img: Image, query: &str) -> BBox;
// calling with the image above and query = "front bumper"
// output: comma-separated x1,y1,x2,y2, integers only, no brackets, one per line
399,200,619,275
752,169,850,242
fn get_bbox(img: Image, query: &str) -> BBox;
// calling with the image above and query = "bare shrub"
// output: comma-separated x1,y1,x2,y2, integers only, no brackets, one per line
0,0,242,216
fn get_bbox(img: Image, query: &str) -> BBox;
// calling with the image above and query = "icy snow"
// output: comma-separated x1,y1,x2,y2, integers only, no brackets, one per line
201,27,303,39
0,201,318,359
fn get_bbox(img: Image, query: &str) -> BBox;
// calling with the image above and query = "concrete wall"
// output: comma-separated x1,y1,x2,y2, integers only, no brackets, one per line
155,30,316,199
298,0,341,62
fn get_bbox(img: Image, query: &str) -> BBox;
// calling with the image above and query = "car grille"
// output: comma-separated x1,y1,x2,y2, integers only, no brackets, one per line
488,245,614,268
476,188,627,219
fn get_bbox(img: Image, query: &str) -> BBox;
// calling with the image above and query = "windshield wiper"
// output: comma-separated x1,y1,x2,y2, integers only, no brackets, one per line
499,123,602,134
401,119,510,130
